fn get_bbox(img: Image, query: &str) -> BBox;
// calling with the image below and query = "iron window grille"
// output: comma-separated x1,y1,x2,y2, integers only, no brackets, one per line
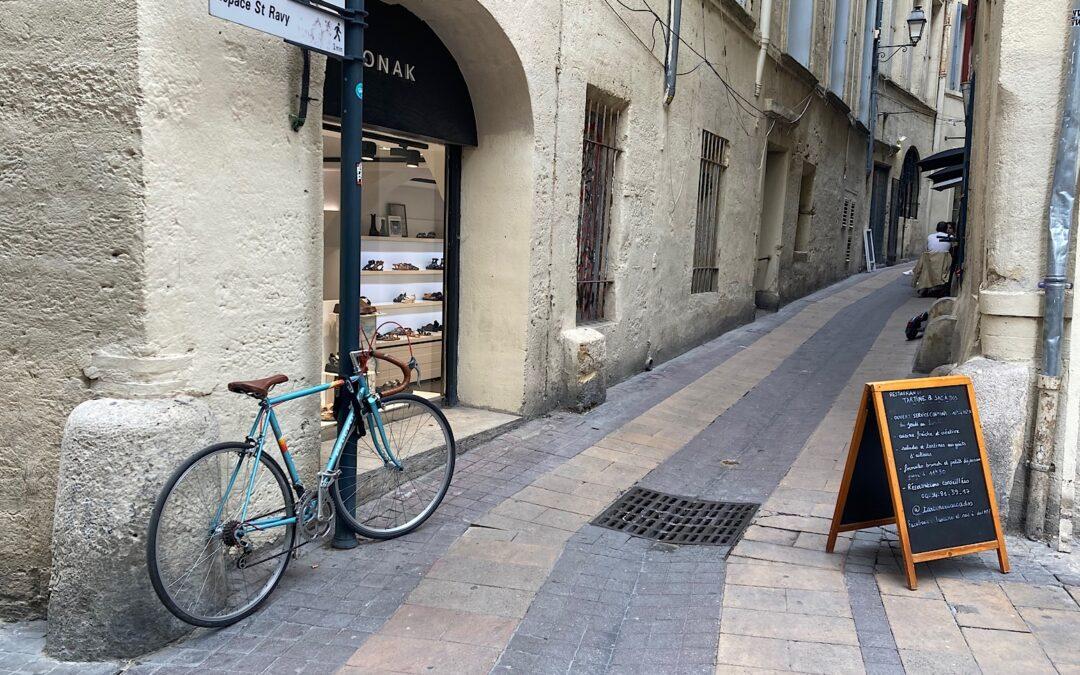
692,130,727,294
841,196,858,269
899,150,921,219
576,92,624,323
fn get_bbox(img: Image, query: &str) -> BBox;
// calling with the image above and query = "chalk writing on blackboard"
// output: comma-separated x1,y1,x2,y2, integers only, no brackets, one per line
827,376,1008,591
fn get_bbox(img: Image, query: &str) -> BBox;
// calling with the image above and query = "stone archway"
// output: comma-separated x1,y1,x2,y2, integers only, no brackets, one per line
385,0,536,413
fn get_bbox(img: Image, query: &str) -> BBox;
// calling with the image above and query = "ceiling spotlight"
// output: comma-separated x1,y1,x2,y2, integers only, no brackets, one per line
406,149,422,168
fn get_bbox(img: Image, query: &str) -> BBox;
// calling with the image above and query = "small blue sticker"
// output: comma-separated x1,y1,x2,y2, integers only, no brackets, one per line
355,82,364,99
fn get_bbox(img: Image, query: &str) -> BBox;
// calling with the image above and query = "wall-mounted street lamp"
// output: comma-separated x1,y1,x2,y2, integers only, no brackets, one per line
864,4,930,216
907,6,927,43
878,6,928,62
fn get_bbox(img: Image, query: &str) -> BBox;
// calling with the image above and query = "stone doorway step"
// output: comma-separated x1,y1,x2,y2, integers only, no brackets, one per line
320,404,523,453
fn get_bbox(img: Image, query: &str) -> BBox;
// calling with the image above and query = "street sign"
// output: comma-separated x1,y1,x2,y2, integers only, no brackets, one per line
209,0,344,57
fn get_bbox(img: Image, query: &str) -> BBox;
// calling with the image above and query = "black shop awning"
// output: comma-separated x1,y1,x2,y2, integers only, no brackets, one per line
918,147,965,172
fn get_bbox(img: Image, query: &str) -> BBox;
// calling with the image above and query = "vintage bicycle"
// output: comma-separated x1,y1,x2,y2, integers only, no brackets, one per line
146,349,455,627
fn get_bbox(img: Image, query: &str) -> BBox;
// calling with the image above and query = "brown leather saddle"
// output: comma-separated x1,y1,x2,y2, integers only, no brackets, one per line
227,374,289,398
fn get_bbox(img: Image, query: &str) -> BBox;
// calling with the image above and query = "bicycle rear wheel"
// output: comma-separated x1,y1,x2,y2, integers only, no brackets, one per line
147,443,295,628
332,393,455,539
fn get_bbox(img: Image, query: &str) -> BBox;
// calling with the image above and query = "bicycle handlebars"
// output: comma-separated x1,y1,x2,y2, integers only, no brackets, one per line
349,350,412,397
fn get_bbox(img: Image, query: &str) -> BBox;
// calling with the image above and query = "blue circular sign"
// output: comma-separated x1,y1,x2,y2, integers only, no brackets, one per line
355,82,364,100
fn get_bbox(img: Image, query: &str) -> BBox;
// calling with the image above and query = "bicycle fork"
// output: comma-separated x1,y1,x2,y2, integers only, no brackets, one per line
342,378,402,471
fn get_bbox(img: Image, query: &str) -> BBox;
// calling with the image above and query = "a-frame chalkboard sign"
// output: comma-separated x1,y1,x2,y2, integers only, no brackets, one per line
826,375,1009,590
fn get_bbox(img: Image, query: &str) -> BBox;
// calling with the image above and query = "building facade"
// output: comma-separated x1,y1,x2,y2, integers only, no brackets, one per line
0,0,957,629
948,0,1080,549
861,0,967,268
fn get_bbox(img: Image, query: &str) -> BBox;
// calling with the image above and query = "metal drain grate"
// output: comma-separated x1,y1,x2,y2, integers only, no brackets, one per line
592,486,758,546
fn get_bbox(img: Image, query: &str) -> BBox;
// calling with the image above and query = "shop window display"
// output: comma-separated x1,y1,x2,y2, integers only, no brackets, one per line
322,127,447,423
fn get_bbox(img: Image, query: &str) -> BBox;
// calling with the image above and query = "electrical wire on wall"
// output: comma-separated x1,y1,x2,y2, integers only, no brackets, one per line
603,0,822,140
606,0,772,121
600,0,664,65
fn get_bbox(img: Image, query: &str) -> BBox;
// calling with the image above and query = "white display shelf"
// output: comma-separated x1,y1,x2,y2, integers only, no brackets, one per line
374,300,443,313
374,332,443,348
362,236,444,245
361,270,443,278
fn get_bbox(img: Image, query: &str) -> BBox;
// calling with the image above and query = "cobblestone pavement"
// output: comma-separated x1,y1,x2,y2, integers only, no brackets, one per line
4,266,1079,674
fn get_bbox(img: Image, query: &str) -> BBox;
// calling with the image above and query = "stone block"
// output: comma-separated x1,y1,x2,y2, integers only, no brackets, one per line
929,296,957,321
952,357,1035,525
913,314,957,373
561,327,607,412
46,397,218,661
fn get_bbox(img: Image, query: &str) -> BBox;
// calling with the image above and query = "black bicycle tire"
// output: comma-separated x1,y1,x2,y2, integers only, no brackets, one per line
331,393,456,540
146,442,296,628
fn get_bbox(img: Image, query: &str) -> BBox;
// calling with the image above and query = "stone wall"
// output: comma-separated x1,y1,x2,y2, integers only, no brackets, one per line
0,0,147,618
0,0,328,617
133,0,326,455
541,0,873,393
952,0,1079,543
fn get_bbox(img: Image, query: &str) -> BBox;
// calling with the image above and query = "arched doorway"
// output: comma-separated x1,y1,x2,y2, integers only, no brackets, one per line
321,0,534,414
888,147,922,264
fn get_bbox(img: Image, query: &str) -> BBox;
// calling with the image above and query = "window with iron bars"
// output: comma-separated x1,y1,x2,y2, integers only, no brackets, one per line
692,130,727,294
841,195,858,269
576,91,624,323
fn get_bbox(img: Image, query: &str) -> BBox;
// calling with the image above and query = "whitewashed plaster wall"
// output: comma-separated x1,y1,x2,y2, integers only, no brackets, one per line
0,0,147,619
0,0,326,618
135,0,327,475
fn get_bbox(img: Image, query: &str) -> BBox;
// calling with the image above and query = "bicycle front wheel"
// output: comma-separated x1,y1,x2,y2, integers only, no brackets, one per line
147,443,296,628
332,393,455,539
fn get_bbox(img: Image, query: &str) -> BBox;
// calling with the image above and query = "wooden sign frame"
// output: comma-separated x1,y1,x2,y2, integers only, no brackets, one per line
826,375,1009,590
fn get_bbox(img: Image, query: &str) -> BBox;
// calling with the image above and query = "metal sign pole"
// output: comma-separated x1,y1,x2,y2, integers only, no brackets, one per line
333,0,367,550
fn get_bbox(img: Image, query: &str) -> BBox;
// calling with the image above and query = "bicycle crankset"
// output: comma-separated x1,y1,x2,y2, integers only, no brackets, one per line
297,491,334,539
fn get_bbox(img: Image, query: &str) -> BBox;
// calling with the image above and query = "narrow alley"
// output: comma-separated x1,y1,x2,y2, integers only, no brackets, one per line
6,266,1078,674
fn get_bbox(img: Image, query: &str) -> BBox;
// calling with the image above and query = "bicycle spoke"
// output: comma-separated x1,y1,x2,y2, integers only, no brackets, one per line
338,396,454,536
149,445,294,626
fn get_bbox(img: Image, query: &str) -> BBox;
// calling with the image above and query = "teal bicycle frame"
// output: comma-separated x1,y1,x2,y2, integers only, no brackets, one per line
222,365,402,538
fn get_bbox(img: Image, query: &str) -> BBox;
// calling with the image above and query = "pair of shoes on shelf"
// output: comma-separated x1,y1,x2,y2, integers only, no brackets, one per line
392,262,420,271
419,320,442,333
425,258,444,270
422,291,444,302
377,331,400,341
320,403,335,422
377,379,403,394
393,293,416,304
325,353,340,373
360,296,377,315
363,260,384,271
416,232,438,239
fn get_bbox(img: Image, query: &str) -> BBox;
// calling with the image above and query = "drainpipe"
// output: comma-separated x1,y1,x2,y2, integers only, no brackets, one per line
865,0,883,177
663,0,682,105
755,0,774,96
1025,0,1080,541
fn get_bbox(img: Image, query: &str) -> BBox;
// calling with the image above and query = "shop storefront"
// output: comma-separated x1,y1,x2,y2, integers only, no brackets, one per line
320,0,476,422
